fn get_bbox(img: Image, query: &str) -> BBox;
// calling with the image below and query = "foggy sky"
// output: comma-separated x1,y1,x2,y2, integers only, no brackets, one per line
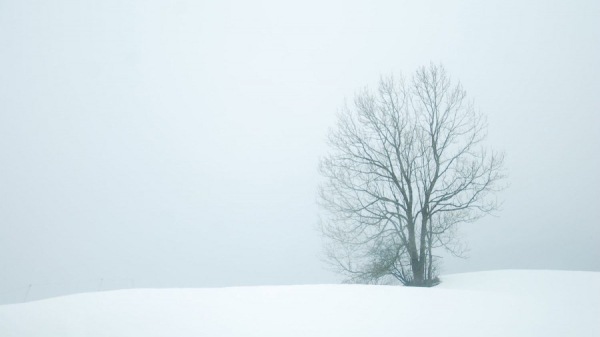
1,0,599,303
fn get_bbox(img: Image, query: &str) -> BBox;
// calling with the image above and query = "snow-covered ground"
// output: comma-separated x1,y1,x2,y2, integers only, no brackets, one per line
0,270,598,337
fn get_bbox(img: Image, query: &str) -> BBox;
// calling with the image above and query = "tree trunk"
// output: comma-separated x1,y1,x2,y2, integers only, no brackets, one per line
427,221,433,281
412,262,425,286
427,242,433,281
414,215,429,285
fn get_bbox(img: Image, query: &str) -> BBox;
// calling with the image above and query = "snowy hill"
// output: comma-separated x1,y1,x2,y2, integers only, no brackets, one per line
0,270,598,337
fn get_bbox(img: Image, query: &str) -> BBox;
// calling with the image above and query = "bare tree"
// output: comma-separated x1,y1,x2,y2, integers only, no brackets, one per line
318,64,505,286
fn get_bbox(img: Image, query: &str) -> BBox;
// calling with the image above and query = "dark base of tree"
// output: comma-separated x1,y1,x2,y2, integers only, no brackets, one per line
403,277,440,287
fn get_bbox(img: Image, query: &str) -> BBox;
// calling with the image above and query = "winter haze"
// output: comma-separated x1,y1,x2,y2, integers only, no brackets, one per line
0,0,598,302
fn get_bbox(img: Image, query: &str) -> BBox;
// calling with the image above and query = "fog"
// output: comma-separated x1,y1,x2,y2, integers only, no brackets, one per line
1,0,598,303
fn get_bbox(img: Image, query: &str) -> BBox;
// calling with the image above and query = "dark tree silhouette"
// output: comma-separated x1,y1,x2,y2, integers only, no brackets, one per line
319,64,506,286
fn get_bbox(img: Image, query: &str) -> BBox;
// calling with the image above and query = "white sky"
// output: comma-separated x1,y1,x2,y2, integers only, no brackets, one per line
0,0,598,302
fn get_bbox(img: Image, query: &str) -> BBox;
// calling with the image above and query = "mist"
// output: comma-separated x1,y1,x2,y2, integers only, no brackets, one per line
0,0,598,303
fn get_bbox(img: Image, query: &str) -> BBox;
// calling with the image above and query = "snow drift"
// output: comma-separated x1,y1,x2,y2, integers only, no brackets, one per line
0,270,598,337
